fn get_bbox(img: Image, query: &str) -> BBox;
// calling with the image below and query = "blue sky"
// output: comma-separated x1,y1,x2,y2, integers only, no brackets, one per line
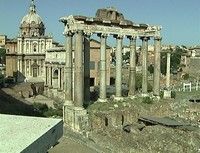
0,0,200,46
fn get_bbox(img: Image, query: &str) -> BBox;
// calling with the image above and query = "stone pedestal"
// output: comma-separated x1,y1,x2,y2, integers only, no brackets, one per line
97,98,107,103
163,90,171,98
114,96,123,101
63,105,88,133
141,93,149,97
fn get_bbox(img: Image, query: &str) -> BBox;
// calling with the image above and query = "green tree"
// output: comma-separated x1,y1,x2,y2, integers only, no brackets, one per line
160,52,167,75
0,48,6,64
160,46,186,75
122,51,130,61
135,73,152,92
148,64,154,74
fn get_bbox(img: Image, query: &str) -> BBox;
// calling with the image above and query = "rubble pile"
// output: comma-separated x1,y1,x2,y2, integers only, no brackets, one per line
88,97,200,152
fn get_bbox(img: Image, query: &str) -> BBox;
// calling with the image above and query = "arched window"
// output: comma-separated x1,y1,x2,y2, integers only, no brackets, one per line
105,117,108,126
26,43,29,52
41,43,44,51
53,69,58,79
121,115,124,125
31,21,35,25
33,43,37,52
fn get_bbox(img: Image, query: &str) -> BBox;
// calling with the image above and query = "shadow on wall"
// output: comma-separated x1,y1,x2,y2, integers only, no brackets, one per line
0,89,42,116
17,71,26,83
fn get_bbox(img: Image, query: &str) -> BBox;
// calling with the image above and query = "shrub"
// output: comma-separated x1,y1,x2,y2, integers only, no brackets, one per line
182,73,189,80
135,73,153,92
142,96,153,104
171,91,176,99
160,91,164,99
43,108,63,117
33,102,62,117
33,102,48,112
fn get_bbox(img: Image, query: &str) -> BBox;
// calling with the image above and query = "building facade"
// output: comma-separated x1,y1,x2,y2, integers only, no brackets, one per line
44,39,111,102
5,38,17,77
16,0,53,82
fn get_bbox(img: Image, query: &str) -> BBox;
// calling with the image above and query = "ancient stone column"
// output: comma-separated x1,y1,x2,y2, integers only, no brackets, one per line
61,67,64,90
58,68,61,89
24,59,26,77
166,52,171,88
128,36,136,97
153,36,162,96
99,33,107,101
48,66,52,87
74,30,84,107
115,35,123,99
84,33,91,105
64,32,73,104
21,38,25,76
21,59,23,73
29,59,31,76
45,66,48,85
141,37,149,95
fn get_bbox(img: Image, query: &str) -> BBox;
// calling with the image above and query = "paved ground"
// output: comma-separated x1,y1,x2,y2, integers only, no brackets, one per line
49,136,98,153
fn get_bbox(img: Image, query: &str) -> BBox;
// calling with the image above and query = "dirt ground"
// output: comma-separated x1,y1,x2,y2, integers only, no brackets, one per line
48,136,97,153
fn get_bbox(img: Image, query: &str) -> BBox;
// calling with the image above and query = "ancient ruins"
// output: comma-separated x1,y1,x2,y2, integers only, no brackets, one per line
60,7,162,132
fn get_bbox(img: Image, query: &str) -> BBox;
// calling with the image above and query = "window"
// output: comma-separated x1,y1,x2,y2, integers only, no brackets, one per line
33,43,37,52
26,43,29,52
105,117,108,126
90,61,95,70
53,69,58,79
121,115,124,125
41,43,44,51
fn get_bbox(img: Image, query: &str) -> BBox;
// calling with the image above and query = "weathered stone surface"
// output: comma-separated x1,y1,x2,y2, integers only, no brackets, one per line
0,114,63,153
95,7,124,21
87,97,200,152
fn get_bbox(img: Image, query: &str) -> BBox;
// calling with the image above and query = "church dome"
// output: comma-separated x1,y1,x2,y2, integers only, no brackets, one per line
21,12,43,25
20,0,45,37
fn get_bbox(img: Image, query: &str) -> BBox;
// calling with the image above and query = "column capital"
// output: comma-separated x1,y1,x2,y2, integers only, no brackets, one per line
75,30,83,35
84,31,92,38
64,31,74,37
97,33,108,38
140,36,150,41
113,34,124,39
127,35,137,40
154,36,162,41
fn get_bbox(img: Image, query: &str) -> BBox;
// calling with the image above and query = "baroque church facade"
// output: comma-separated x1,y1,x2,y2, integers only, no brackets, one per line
17,0,53,82
5,0,111,97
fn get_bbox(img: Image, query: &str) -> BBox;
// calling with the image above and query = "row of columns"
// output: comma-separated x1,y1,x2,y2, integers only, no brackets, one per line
64,30,162,108
46,66,64,90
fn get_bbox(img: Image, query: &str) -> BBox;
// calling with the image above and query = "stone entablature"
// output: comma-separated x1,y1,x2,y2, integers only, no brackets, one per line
60,15,161,38
45,47,66,64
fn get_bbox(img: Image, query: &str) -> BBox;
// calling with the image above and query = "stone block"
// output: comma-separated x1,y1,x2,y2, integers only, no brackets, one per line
0,114,63,153
63,105,88,133
163,90,171,98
